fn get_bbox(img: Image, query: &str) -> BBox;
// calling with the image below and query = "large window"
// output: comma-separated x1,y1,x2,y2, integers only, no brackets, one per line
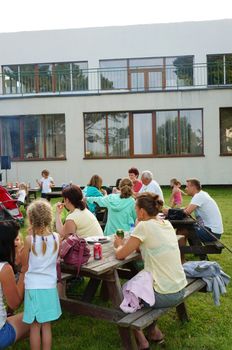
0,114,66,160
220,108,232,155
84,109,203,158
84,112,129,158
2,62,88,94
99,56,194,91
207,54,232,85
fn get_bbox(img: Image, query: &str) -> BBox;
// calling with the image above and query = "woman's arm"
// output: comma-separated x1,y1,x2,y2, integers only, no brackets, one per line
114,236,141,260
1,237,30,311
60,220,77,239
1,265,25,310
86,196,108,207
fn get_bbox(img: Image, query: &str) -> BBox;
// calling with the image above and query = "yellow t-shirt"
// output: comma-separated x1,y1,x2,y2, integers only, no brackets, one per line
66,208,103,238
131,219,187,294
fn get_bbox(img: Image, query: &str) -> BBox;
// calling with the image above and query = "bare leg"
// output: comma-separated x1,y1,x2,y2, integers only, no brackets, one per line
148,323,164,341
30,321,41,350
134,329,149,349
7,313,30,342
42,322,52,350
176,227,188,264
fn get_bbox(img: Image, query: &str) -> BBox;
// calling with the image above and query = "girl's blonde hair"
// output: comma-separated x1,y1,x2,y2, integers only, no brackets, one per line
19,182,28,194
27,199,57,255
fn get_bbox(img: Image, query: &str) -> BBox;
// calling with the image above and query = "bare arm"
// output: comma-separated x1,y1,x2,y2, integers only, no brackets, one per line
114,236,141,260
184,203,198,215
1,239,29,311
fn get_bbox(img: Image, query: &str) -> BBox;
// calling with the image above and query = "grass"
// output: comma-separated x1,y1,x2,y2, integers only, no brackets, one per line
10,187,232,349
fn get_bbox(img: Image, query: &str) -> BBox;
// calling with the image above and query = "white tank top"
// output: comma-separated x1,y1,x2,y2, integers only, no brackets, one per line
25,232,59,289
0,262,7,329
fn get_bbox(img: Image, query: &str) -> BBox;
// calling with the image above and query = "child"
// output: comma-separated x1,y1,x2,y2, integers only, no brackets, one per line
37,169,55,198
7,230,24,317
169,178,186,208
15,232,24,272
16,182,28,206
22,199,61,350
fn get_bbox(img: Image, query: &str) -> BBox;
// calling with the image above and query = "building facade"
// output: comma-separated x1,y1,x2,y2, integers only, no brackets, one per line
0,19,232,186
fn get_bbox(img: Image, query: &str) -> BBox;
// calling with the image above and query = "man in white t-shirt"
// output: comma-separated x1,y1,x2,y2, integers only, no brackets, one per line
139,170,164,202
184,178,223,242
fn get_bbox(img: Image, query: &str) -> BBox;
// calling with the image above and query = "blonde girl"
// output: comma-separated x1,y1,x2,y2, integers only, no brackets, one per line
16,182,28,206
21,199,61,350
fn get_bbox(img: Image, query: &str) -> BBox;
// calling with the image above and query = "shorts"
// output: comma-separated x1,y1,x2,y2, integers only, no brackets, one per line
153,288,185,308
194,224,221,243
23,288,62,324
0,322,16,349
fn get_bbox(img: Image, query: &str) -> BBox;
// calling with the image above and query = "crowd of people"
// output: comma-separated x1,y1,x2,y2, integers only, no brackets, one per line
0,166,225,349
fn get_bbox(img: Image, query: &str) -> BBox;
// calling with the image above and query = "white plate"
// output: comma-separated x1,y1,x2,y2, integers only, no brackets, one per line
85,236,110,244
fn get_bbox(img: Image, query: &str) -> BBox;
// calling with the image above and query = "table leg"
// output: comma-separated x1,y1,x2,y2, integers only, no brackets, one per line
81,278,101,302
176,302,189,322
118,327,139,350
105,269,123,307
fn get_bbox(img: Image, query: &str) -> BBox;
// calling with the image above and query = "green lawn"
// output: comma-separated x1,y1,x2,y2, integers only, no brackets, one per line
11,187,232,350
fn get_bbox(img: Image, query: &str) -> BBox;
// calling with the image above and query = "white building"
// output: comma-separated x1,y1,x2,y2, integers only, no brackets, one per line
0,19,232,186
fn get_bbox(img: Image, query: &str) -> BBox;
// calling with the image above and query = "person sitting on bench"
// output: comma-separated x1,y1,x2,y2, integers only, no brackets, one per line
114,192,187,349
184,178,223,242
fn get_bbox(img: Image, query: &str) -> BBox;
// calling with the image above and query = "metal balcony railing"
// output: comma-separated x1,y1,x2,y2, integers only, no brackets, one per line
0,62,232,97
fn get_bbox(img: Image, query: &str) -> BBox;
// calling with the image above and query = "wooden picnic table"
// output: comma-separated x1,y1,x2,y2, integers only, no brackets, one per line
45,191,62,201
170,217,224,258
60,235,140,349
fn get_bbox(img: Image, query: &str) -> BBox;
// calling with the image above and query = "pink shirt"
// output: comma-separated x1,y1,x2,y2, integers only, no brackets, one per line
133,180,142,193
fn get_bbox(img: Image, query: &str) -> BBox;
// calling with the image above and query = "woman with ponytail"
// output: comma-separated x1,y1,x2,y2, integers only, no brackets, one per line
86,178,136,235
114,192,187,349
22,199,61,350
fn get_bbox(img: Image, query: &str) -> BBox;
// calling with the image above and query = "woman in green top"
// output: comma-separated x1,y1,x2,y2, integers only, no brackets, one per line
82,175,104,214
86,178,136,235
114,192,187,349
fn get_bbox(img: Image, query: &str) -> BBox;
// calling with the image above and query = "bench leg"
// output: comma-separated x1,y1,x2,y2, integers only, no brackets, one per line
118,327,139,350
176,302,189,322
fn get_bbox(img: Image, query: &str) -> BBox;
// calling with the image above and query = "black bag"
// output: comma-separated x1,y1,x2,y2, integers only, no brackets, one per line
167,208,187,220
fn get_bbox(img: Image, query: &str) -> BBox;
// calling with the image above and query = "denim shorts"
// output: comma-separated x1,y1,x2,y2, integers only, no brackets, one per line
0,322,16,349
194,224,221,243
153,288,185,308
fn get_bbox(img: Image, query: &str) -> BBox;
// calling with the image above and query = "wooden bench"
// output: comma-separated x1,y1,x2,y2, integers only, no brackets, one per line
180,240,224,257
117,278,206,350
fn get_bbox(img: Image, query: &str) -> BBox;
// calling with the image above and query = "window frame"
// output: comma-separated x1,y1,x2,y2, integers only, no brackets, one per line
220,107,232,156
2,61,88,94
0,114,66,161
83,108,204,159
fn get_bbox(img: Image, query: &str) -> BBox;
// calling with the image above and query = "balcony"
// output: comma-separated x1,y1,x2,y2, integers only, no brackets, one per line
1,62,232,97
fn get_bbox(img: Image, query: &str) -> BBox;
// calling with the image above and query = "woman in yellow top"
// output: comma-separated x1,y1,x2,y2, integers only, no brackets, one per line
114,192,187,349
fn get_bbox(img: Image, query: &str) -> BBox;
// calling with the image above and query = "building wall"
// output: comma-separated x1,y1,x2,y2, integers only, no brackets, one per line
0,19,231,186
0,88,231,186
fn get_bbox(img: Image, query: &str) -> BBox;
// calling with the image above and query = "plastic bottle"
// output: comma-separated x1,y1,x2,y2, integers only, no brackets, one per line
129,223,135,235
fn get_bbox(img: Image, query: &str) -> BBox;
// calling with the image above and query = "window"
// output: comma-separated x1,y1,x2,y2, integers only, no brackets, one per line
207,54,232,85
84,112,129,157
166,56,193,88
2,62,88,94
84,109,203,158
129,58,163,91
100,56,194,92
220,108,232,155
99,60,128,90
0,114,66,160
133,113,153,154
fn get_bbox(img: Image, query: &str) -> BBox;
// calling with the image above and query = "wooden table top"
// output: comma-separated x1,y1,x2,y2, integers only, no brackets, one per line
62,235,140,276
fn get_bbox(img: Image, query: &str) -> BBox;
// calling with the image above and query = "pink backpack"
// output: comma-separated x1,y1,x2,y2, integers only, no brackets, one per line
57,234,91,281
